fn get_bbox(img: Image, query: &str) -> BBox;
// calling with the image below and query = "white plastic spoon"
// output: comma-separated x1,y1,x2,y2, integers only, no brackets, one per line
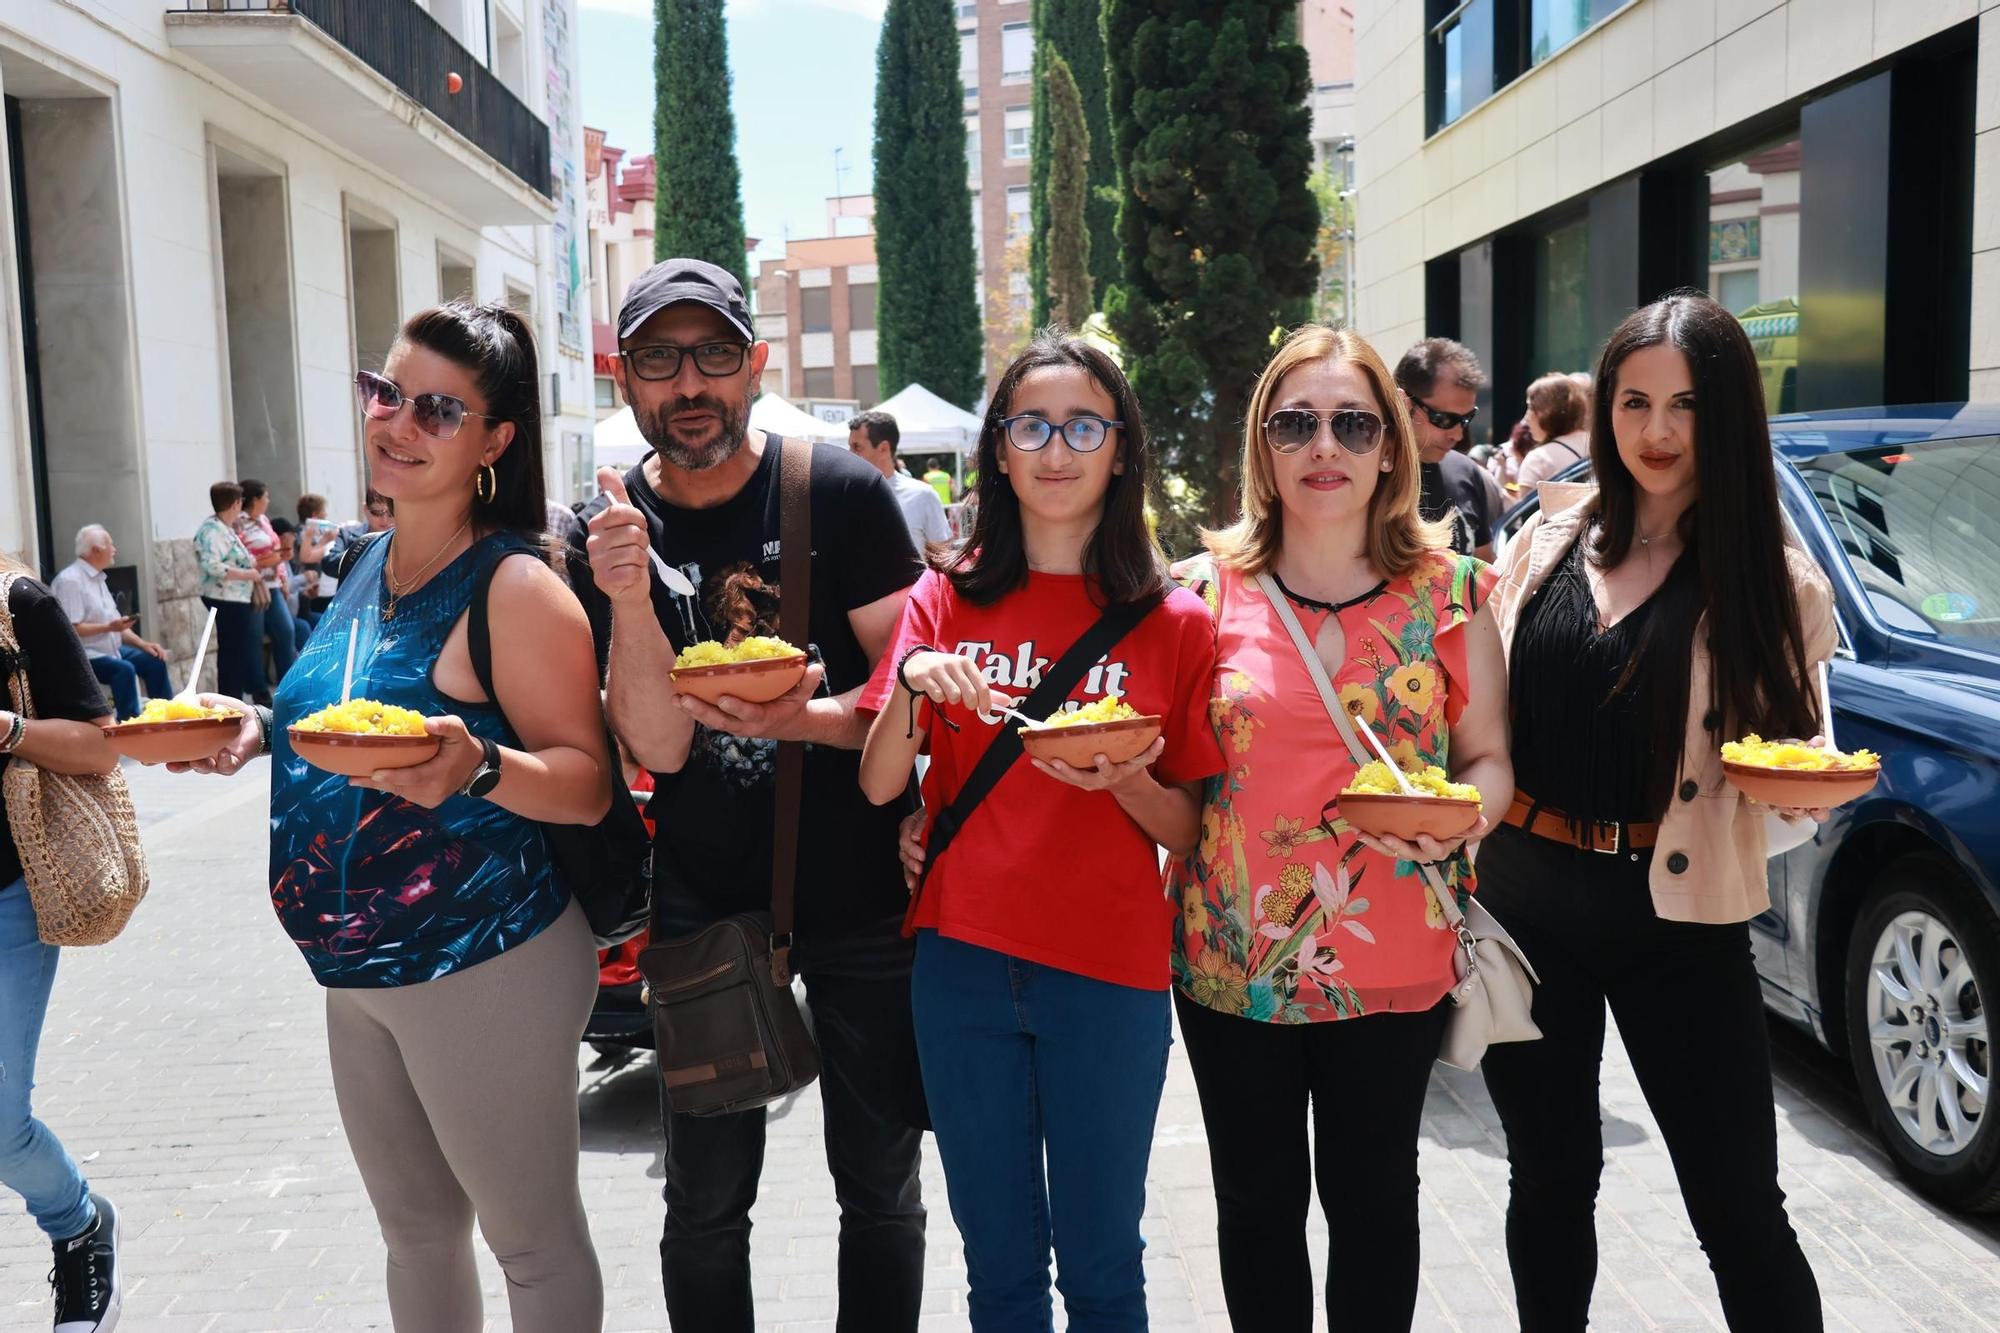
175,606,216,700
1355,717,1421,796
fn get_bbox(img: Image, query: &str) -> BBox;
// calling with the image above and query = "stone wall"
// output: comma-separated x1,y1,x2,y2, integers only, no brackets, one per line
151,537,217,695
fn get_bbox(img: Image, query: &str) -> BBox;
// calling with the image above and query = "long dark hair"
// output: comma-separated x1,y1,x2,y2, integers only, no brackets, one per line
398,301,547,538
1589,292,1818,794
943,329,1167,608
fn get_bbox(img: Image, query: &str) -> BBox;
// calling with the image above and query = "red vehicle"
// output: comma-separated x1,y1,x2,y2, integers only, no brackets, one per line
585,769,654,1054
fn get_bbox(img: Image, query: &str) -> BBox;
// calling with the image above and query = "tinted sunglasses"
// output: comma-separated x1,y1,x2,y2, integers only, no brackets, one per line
354,370,503,441
1406,393,1478,431
1263,408,1385,456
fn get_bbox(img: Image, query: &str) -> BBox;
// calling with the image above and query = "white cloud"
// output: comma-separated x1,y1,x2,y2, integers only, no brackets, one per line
578,0,886,19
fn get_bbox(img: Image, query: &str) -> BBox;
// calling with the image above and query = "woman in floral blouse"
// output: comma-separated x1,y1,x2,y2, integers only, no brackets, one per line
193,480,269,702
1168,325,1512,1331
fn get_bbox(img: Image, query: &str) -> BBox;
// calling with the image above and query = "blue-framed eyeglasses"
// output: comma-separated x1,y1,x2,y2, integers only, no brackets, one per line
999,414,1122,453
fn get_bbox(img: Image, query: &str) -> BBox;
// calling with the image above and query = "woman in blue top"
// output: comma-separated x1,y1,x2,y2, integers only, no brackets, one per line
176,302,613,1331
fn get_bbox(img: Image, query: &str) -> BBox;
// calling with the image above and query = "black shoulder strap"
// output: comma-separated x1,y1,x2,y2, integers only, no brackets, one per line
910,592,1160,904
770,438,810,983
467,534,545,704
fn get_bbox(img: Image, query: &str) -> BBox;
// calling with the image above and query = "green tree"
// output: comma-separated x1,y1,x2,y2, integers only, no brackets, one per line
1042,53,1092,330
873,0,986,408
1103,0,1317,533
1029,0,1118,327
652,0,748,286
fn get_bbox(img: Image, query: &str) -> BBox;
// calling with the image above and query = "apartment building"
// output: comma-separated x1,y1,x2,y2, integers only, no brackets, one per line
752,197,882,415
586,128,655,420
960,0,1034,384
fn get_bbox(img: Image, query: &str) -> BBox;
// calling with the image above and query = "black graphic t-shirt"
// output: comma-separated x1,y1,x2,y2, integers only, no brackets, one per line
1419,449,1502,556
572,438,923,940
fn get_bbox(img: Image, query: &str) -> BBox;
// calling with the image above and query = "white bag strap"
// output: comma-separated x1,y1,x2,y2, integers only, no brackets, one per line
1254,571,1466,931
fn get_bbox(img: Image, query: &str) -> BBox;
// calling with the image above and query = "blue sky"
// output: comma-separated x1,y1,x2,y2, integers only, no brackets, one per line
576,0,887,264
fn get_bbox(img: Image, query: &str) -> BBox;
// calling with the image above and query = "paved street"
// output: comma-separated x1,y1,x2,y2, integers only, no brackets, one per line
3,759,1997,1331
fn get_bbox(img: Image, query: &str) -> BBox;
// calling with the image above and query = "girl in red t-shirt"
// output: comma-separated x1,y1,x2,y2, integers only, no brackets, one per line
859,332,1222,1329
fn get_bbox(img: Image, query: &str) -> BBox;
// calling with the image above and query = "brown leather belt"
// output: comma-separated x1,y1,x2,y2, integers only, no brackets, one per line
1503,792,1659,854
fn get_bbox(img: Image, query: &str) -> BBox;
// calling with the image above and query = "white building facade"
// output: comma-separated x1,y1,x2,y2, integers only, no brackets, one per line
1,0,592,665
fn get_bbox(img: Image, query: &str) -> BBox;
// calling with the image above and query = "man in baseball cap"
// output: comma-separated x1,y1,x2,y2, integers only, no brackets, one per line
576,262,929,1330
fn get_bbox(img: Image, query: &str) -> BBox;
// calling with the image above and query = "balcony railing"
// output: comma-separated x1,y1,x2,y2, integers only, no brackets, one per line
174,0,550,199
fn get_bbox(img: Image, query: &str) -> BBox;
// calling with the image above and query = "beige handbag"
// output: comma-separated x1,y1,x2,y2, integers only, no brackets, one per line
0,572,149,946
1255,571,1539,1072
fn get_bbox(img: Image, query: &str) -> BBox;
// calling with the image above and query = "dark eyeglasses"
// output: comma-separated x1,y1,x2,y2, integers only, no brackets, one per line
354,370,502,441
1406,393,1478,431
621,341,750,382
1263,408,1385,455
999,414,1121,453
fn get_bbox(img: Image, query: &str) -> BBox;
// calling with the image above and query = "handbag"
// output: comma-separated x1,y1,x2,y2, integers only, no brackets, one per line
1255,571,1539,1072
466,536,652,948
639,438,823,1117
0,572,150,946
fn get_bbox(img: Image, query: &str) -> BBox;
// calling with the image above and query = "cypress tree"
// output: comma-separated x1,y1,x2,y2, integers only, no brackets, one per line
1029,0,1117,327
1043,53,1092,330
1103,0,1317,533
652,0,748,287
874,0,986,408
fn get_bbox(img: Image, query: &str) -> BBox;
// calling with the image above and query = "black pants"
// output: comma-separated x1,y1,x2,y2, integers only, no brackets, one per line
658,921,926,1333
1176,990,1448,1332
202,597,265,704
1476,824,1822,1331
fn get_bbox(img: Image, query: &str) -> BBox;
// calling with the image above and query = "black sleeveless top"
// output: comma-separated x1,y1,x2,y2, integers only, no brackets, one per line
1508,536,1675,826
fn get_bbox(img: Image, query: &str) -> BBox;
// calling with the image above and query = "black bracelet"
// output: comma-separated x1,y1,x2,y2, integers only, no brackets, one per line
895,644,936,695
894,644,963,742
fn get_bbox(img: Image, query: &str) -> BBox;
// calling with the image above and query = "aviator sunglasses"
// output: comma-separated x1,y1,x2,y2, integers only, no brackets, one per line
354,369,504,441
1262,407,1386,455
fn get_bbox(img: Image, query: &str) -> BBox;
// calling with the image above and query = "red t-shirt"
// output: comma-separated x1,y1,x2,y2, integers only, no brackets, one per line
859,569,1224,989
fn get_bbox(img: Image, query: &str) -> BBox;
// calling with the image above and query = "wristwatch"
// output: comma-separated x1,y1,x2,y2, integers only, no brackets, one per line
459,736,503,800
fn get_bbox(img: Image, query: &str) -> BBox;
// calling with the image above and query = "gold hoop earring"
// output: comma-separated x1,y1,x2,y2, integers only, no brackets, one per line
476,464,497,503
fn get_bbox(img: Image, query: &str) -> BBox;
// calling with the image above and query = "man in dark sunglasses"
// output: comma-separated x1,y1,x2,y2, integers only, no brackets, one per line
570,257,928,1333
1393,337,1506,561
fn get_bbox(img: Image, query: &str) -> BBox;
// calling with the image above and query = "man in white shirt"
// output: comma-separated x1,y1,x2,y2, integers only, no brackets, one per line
50,524,171,720
849,411,951,550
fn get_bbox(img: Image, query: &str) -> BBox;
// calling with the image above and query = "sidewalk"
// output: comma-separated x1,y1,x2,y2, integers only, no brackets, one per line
1,759,1995,1331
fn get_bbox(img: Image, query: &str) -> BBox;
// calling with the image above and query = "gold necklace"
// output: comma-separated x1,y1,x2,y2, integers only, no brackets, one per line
383,517,470,620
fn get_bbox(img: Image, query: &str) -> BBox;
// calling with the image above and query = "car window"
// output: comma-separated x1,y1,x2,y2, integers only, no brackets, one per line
1794,437,2000,646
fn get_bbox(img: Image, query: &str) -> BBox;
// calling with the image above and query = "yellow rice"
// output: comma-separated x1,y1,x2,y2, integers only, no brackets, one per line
1343,759,1482,804
118,698,237,725
673,636,802,670
1721,733,1879,772
1041,698,1143,728
294,699,430,736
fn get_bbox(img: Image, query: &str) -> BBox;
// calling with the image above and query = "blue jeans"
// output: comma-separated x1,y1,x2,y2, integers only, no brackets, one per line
89,646,171,721
913,932,1171,1333
0,881,95,1241
262,592,298,686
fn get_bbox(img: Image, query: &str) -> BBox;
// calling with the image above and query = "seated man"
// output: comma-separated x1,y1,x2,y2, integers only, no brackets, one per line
50,524,171,720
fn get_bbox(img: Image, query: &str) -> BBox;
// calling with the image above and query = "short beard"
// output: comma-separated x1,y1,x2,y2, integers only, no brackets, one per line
637,394,750,473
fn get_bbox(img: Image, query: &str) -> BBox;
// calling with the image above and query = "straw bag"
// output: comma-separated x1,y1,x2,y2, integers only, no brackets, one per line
0,572,149,945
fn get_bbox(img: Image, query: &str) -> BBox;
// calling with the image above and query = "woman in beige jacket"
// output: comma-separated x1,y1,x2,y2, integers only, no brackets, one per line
1479,293,1835,1332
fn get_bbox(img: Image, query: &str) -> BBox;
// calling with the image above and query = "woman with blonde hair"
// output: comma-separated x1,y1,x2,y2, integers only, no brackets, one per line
1514,372,1593,491
1168,325,1512,1329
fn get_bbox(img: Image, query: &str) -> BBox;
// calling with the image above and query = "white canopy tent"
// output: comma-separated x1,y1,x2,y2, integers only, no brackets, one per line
593,394,844,476
874,383,983,489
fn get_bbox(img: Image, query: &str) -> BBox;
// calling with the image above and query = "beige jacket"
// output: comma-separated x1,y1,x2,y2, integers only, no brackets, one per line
1491,483,1838,924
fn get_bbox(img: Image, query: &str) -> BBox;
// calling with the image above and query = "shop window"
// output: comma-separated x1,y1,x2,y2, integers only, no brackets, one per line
1531,215,1591,378
1709,136,1801,413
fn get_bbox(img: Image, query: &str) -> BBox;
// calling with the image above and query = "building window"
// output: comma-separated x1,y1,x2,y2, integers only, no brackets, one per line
853,363,880,407
1006,185,1030,241
1531,215,1591,380
594,376,616,409
849,282,877,331
1002,23,1031,82
1710,136,1802,412
801,286,833,334
966,117,981,181
1531,0,1597,67
1004,105,1030,160
971,189,983,260
1427,0,1619,134
804,368,836,399
960,27,978,94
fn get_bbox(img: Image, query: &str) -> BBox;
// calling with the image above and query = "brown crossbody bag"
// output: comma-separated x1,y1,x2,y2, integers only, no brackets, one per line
639,439,821,1116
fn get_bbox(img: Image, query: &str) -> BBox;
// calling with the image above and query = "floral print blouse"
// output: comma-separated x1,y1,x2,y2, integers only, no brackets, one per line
194,514,256,604
1168,550,1495,1024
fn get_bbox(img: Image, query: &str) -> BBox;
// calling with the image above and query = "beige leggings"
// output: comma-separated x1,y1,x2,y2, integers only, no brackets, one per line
326,899,602,1333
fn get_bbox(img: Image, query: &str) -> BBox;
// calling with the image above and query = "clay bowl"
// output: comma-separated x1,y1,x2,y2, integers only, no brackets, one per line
1019,715,1163,768
669,653,808,706
103,714,242,765
1723,761,1879,810
1338,791,1482,843
288,728,441,778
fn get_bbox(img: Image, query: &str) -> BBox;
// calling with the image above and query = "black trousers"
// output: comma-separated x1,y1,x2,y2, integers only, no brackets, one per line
1476,824,1823,1331
1175,989,1448,1332
658,921,926,1333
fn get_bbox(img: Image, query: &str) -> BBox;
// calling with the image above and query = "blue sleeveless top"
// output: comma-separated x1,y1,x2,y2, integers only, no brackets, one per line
269,531,565,988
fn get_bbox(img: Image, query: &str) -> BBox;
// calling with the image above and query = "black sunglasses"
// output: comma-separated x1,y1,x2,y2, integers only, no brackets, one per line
999,414,1122,453
621,341,750,382
1406,393,1478,431
1263,408,1385,456
354,370,502,441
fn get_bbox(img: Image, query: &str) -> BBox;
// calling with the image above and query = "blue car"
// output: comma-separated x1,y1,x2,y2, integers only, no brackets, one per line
1493,404,2000,1213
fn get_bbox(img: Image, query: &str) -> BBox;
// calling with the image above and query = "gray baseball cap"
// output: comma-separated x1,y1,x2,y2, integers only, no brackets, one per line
616,257,754,344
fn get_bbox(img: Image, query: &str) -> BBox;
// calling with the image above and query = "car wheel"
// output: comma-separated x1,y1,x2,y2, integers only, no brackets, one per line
1844,856,2000,1212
